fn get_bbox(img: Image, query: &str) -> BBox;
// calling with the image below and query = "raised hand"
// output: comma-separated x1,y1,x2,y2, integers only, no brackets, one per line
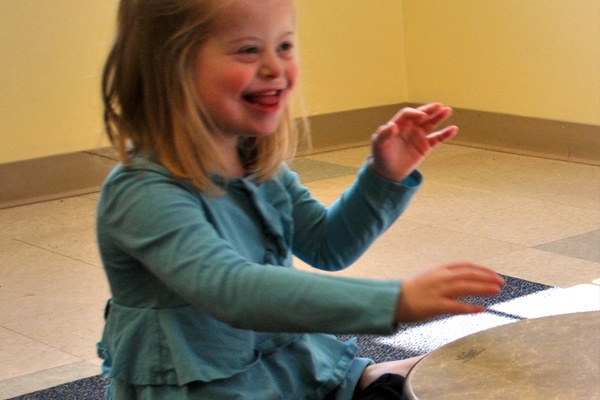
395,262,505,323
369,103,459,182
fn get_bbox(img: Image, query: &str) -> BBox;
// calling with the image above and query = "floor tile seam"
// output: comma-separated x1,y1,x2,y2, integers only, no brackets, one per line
0,191,102,213
539,202,600,212
529,194,600,209
404,207,600,247
535,227,600,243
477,246,600,272
404,216,534,244
530,246,600,265
11,238,104,270
436,185,599,214
1,305,103,329
426,190,542,213
397,218,532,250
531,227,600,248
418,181,561,207
0,325,88,361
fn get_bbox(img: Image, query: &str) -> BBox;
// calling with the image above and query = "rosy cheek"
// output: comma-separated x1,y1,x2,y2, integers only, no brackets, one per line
230,73,256,96
287,63,300,90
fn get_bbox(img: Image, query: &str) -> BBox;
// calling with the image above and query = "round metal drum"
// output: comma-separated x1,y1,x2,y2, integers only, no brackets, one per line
404,311,600,399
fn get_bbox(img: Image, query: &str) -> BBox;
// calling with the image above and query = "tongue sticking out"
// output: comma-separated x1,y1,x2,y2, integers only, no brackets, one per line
246,93,279,107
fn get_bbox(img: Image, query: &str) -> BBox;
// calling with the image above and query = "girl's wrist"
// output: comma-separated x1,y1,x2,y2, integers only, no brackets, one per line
367,157,409,183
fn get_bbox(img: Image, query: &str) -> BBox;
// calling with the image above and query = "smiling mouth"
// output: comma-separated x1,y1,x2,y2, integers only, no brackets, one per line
243,90,282,107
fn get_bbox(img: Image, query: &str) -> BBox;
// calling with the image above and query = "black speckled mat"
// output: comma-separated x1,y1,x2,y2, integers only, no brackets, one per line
9,275,551,400
8,375,110,400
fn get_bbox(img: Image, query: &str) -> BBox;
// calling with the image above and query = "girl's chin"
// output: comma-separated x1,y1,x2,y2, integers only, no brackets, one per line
244,122,282,137
222,116,284,137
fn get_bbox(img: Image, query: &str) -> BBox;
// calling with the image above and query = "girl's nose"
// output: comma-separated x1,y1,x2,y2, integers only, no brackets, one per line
259,51,283,79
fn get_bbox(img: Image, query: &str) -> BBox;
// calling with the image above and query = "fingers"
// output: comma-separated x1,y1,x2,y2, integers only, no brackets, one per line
425,125,458,141
445,263,504,292
418,104,453,131
376,103,456,142
387,108,429,130
391,103,450,124
441,299,487,316
440,263,504,316
446,262,505,286
388,103,444,126
388,103,455,139
396,262,504,322
444,279,503,299
416,102,443,113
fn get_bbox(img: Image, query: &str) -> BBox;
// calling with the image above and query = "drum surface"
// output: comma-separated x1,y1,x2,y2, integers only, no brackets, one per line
404,311,600,399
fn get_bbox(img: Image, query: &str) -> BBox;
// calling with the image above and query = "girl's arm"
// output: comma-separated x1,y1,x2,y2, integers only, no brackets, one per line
288,162,422,270
98,166,400,334
290,103,457,271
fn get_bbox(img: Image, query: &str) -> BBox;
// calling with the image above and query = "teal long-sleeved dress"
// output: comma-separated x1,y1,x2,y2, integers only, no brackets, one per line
96,157,422,399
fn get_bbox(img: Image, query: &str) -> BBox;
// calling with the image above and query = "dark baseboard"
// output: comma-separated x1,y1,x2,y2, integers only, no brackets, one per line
306,103,600,165
0,149,119,209
299,104,404,154
1,105,598,209
438,107,600,165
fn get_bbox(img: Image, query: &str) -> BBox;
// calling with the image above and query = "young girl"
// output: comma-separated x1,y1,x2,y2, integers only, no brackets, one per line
96,1,504,399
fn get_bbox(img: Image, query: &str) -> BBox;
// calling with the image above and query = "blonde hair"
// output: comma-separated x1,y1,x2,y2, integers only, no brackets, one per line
102,0,301,192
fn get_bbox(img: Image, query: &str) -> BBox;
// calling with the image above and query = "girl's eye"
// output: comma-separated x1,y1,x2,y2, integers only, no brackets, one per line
241,46,259,55
278,41,294,58
236,46,260,62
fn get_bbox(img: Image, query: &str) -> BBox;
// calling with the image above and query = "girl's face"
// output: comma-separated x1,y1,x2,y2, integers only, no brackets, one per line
194,0,298,141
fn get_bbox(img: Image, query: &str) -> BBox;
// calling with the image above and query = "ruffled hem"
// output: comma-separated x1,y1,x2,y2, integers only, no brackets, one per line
99,301,363,391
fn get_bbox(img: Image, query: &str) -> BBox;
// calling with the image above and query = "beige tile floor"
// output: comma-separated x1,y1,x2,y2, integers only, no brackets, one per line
1,144,599,398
